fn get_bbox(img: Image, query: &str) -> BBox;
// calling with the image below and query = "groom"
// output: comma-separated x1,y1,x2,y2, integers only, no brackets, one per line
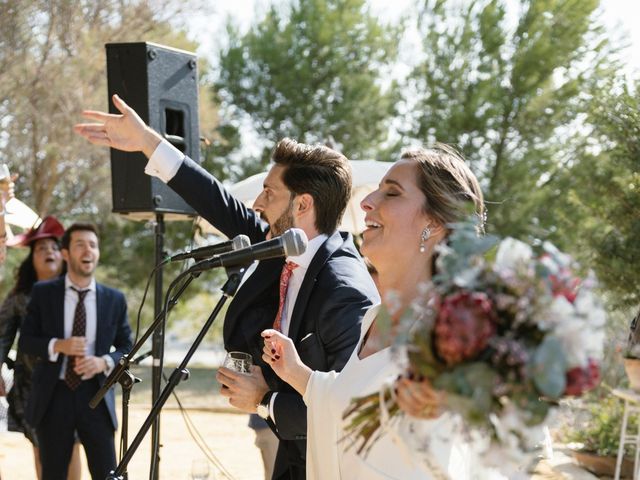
75,95,379,480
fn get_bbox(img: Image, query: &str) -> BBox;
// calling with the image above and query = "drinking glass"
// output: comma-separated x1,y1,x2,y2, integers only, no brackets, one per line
0,164,9,185
222,351,253,374
190,458,210,480
0,164,11,211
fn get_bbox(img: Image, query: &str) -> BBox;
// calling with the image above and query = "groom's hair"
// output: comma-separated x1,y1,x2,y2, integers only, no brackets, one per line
271,138,352,235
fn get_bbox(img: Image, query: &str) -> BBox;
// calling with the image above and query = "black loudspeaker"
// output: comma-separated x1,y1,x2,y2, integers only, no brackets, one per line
106,42,200,218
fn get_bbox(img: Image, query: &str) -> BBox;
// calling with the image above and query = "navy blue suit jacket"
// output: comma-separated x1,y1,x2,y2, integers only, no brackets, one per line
18,277,132,430
169,157,379,478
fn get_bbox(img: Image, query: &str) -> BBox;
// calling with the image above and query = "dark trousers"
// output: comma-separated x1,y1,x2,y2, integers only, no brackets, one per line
37,379,116,480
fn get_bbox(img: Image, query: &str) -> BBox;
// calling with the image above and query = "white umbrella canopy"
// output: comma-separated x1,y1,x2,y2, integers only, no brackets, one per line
198,160,392,238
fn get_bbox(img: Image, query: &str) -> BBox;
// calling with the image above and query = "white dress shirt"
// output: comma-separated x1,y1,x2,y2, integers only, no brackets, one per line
145,139,184,182
278,234,327,336
48,276,114,379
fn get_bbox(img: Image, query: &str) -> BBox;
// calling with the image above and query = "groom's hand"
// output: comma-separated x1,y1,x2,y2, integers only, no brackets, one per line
74,94,162,158
216,365,269,414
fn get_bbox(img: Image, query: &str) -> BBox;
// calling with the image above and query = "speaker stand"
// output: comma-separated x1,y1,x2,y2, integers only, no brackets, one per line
150,213,165,480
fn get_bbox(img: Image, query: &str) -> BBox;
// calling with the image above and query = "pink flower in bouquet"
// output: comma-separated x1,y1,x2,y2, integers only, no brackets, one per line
564,358,600,396
434,291,496,366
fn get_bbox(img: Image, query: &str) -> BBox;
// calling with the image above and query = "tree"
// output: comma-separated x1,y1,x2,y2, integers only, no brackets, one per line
558,82,640,307
215,0,401,163
404,0,617,238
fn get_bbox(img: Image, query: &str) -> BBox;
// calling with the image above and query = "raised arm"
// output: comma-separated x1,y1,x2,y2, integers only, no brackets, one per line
74,94,162,158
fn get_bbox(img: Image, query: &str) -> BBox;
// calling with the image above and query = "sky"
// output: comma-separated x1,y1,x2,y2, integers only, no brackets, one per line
185,0,640,79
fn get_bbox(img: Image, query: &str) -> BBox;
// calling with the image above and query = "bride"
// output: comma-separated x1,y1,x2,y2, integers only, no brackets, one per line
262,145,486,479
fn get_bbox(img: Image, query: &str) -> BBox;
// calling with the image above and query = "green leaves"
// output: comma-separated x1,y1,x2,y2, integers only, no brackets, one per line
407,0,615,240
216,0,402,161
531,335,567,399
434,362,498,420
434,218,498,287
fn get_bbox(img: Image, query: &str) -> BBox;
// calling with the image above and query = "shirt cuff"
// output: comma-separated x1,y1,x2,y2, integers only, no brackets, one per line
144,140,185,183
102,355,115,376
48,338,59,362
269,392,278,423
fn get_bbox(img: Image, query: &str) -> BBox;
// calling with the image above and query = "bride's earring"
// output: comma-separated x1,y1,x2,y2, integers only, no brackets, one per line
419,226,431,253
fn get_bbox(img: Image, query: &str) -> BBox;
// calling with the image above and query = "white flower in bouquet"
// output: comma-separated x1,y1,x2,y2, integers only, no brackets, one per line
537,295,575,330
555,317,594,368
494,238,532,272
573,288,606,328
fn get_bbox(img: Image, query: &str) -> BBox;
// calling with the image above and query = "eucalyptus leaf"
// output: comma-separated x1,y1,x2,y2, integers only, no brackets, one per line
531,336,567,399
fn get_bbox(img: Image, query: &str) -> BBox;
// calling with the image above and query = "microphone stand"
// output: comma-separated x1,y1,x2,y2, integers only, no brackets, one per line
115,350,148,480
91,272,200,409
91,270,202,480
105,264,247,480
118,369,140,480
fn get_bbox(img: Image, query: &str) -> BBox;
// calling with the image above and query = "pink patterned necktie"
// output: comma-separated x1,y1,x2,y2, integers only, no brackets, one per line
64,287,89,390
273,261,298,332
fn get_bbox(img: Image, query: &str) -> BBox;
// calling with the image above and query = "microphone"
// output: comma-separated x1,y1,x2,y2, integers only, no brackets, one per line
187,228,308,273
169,234,250,261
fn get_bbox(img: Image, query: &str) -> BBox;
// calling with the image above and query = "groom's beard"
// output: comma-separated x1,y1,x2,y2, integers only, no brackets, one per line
268,200,295,238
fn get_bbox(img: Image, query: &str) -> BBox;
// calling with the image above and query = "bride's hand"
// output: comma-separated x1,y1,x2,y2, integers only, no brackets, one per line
395,373,445,419
261,329,312,395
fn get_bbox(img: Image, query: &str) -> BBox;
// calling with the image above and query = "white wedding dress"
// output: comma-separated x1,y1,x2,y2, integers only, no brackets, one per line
303,305,478,480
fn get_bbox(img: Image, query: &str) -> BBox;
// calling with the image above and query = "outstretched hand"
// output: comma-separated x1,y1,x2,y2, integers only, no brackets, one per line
74,94,162,157
261,329,313,396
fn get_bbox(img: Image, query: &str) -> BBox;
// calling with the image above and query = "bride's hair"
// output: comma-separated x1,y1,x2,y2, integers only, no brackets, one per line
401,143,485,233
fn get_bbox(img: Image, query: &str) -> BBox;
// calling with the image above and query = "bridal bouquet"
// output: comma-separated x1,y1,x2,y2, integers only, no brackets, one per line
344,221,605,456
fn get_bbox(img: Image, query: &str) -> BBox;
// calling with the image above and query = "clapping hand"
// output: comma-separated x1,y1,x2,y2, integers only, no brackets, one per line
54,336,87,356
261,329,312,395
74,356,107,379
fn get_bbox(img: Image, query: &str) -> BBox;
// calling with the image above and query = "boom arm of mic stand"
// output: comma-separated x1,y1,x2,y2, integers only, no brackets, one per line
90,270,201,410
108,265,247,479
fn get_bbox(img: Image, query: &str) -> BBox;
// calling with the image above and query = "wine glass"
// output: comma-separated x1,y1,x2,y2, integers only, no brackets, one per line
0,164,10,202
222,351,253,374
0,164,10,185
0,164,13,212
190,458,210,480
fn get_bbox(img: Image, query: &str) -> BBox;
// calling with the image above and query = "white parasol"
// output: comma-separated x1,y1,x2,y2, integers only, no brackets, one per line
198,160,392,237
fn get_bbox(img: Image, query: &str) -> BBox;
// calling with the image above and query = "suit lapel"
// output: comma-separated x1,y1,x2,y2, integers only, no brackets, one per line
95,283,107,355
287,232,344,342
53,277,66,339
223,258,283,341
